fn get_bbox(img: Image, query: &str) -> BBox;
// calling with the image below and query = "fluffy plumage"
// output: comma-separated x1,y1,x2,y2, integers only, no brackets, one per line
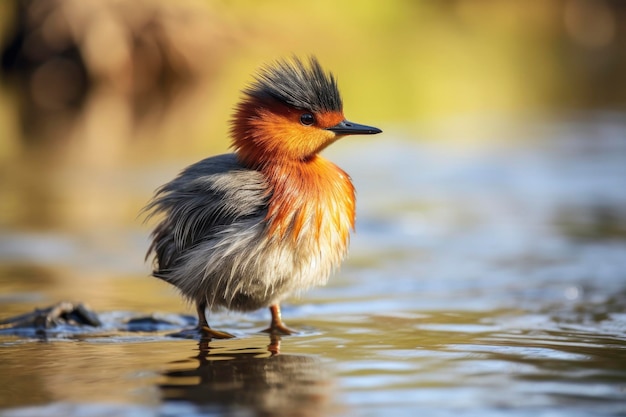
145,57,380,337
245,57,342,113
145,154,351,312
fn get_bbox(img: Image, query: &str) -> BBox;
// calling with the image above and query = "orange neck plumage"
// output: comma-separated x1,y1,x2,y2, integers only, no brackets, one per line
262,157,355,244
231,97,355,245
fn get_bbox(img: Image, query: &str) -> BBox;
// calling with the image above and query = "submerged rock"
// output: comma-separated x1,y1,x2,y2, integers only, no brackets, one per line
0,301,101,332
0,301,195,338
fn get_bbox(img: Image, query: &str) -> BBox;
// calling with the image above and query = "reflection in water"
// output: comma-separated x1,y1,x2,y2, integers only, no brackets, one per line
160,336,334,417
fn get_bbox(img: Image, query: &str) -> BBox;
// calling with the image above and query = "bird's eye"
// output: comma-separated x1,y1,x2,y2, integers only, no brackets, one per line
300,113,315,126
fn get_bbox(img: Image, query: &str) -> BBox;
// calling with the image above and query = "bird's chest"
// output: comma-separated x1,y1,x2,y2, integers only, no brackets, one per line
265,159,356,264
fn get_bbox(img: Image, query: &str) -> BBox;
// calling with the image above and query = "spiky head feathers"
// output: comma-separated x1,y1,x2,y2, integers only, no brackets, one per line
244,57,342,113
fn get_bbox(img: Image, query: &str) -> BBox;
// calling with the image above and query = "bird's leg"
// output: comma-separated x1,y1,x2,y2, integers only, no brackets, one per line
262,304,296,335
196,301,235,339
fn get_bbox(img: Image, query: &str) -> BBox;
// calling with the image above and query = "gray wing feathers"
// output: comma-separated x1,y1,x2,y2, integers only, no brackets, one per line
144,154,269,276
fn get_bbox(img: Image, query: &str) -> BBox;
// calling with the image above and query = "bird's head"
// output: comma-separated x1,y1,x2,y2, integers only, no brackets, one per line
231,57,381,168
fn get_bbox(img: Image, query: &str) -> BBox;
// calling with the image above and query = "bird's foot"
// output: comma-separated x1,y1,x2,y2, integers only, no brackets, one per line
263,304,296,335
261,322,297,336
169,326,235,340
199,325,235,339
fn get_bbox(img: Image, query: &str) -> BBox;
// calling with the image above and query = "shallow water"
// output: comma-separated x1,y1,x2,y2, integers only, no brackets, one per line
1,117,626,416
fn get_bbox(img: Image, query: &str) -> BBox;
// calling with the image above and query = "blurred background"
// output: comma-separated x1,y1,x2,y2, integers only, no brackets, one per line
1,1,626,415
0,0,625,310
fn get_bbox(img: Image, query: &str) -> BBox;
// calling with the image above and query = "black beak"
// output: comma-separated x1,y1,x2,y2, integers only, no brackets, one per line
326,120,382,135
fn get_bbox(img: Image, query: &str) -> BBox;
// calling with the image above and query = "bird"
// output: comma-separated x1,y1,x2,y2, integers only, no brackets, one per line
144,56,381,338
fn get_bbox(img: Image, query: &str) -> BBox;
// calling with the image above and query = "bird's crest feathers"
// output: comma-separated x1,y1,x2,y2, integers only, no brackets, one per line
244,56,342,112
